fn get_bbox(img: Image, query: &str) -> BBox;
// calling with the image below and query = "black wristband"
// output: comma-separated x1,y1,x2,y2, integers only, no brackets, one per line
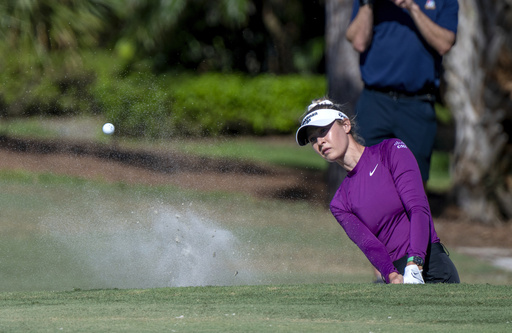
407,256,425,267
359,0,374,7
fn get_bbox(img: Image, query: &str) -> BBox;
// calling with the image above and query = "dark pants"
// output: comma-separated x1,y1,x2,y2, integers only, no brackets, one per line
393,243,460,283
355,87,437,182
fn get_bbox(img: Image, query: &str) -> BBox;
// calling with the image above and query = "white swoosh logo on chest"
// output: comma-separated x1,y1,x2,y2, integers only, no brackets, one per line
370,164,378,176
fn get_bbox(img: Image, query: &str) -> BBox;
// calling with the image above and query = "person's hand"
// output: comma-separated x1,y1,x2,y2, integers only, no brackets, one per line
388,272,403,284
388,0,417,11
403,265,425,284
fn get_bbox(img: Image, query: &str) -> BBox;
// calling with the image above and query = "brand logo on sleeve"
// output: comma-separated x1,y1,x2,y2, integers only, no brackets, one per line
394,141,407,149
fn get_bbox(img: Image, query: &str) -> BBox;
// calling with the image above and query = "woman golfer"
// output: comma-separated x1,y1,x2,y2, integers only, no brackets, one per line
296,98,459,284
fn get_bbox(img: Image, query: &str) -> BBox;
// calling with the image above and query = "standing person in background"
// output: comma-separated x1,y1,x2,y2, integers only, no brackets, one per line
346,0,459,282
346,0,459,185
296,98,460,284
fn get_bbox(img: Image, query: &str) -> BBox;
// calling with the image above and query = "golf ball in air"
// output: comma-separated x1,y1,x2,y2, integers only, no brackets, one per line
102,123,115,135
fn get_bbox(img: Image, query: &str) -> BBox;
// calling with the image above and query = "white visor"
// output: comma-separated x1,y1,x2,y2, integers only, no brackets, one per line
295,109,348,146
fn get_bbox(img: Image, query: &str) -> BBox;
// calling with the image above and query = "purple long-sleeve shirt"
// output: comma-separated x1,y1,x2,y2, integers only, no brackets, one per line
330,139,439,283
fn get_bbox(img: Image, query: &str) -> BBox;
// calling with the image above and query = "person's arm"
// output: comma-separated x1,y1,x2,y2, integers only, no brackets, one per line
346,2,374,53
386,140,431,263
331,205,400,283
391,0,456,55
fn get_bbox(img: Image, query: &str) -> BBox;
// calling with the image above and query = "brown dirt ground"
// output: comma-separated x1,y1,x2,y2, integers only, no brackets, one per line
1,135,511,251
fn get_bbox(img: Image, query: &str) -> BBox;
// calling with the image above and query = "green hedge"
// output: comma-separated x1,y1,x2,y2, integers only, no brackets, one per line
0,51,326,138
170,73,326,136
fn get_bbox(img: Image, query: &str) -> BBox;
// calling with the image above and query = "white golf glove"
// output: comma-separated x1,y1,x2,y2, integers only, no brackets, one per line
403,265,425,284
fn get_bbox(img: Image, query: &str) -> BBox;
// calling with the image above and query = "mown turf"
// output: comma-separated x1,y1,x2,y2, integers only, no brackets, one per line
0,283,511,332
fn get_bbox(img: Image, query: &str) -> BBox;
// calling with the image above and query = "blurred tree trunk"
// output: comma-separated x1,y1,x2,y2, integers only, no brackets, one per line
326,0,362,109
444,0,512,224
262,0,298,74
262,3,292,73
324,0,363,200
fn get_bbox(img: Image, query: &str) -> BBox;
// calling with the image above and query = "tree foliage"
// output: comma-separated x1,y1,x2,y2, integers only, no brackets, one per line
0,0,326,124
0,0,325,74
0,0,111,67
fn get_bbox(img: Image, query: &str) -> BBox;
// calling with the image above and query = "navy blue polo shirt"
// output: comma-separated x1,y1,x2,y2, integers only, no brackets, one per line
351,0,459,93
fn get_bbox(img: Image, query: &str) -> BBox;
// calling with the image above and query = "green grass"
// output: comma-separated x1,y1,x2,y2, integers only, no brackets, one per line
0,116,105,141
1,284,511,332
174,136,327,170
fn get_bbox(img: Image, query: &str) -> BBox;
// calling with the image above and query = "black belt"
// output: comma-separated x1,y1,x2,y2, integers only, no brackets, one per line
365,85,436,102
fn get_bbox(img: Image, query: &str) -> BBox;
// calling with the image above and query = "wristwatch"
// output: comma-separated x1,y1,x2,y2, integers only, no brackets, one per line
407,256,425,267
359,0,374,7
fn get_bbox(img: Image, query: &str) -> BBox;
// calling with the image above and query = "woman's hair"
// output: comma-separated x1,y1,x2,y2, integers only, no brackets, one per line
303,97,365,145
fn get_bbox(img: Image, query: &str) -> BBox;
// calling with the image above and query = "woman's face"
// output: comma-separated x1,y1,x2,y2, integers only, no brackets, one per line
307,120,350,163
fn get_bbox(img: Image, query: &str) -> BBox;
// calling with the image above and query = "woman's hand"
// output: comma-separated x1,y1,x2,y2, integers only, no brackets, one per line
403,264,425,284
388,272,404,284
